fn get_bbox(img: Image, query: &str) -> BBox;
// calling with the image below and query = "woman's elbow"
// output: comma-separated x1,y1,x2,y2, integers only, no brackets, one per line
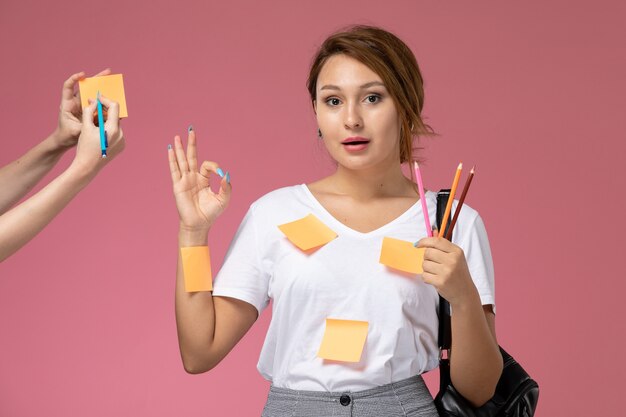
182,361,211,374
467,387,496,408
468,360,504,407
180,353,219,374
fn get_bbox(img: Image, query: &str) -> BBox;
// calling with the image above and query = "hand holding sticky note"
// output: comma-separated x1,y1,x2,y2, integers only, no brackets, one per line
79,74,128,118
277,214,337,251
318,318,369,362
379,237,425,274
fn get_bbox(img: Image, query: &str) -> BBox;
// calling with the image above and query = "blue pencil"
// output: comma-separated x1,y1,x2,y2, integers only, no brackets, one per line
96,91,107,158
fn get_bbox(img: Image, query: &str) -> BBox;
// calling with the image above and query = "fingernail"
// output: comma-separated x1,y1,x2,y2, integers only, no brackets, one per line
168,144,172,150
226,172,230,184
216,168,224,177
188,125,193,132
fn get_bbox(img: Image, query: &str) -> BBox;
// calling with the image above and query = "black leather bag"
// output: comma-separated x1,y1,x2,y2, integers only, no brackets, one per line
433,190,539,417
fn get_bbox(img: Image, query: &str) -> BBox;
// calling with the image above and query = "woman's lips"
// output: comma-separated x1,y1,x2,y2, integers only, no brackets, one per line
342,137,370,152
342,142,369,152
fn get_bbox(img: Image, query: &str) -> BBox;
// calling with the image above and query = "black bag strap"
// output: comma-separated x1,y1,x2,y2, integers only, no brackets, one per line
436,190,453,351
436,189,454,392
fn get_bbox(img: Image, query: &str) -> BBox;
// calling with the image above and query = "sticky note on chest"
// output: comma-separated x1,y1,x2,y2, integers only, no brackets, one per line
79,74,128,118
317,318,369,363
277,214,337,251
379,237,425,274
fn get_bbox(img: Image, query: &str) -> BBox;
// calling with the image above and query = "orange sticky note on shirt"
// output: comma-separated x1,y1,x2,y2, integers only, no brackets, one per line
78,74,128,118
180,246,212,292
379,237,425,274
277,214,337,251
317,318,369,362
317,319,369,362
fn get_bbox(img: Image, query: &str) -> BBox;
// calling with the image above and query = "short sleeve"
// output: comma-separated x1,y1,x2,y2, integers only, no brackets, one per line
456,212,496,312
212,205,270,315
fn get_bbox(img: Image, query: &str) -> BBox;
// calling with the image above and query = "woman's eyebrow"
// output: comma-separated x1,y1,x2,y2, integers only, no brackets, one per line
360,81,386,89
319,81,386,91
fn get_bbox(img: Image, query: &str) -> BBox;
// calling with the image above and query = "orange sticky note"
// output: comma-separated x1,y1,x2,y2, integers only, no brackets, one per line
78,74,128,118
277,214,337,251
180,246,212,292
318,318,369,362
379,237,425,274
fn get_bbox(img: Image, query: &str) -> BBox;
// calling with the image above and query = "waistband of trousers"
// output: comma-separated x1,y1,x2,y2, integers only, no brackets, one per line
267,374,427,400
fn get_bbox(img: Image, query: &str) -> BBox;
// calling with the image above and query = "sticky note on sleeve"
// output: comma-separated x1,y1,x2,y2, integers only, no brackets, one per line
318,318,369,363
78,74,128,117
277,214,337,251
379,237,425,274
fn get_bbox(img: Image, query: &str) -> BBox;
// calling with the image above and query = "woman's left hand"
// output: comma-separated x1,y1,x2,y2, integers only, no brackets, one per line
415,230,480,307
54,68,112,149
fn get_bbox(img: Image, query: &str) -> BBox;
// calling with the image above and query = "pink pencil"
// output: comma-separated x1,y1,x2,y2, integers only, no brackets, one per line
413,161,432,237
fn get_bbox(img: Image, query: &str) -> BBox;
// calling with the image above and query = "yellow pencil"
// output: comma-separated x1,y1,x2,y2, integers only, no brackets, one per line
439,162,463,238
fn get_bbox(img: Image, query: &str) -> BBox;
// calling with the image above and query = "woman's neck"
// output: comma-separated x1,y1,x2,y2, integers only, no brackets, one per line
327,163,417,202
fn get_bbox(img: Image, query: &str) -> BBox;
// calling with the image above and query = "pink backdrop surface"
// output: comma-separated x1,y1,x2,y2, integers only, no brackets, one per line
1,1,624,415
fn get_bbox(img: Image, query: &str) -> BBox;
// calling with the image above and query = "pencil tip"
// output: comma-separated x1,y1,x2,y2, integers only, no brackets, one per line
458,162,463,168
471,166,475,173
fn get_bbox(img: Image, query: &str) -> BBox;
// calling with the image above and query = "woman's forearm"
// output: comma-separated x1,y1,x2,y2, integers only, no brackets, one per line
449,294,503,407
0,131,70,214
0,164,92,262
175,228,218,373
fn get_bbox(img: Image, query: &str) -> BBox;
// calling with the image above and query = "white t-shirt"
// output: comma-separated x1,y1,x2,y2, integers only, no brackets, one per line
212,184,495,391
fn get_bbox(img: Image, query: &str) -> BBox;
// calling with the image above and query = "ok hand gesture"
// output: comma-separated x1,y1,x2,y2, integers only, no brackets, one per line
168,129,231,233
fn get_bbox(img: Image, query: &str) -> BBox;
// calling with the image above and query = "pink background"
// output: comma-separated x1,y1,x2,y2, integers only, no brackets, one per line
1,1,624,415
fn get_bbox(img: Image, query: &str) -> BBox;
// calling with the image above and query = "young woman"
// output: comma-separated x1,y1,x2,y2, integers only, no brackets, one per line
169,25,502,416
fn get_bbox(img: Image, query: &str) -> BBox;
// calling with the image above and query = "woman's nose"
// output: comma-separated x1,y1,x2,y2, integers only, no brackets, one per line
344,103,363,129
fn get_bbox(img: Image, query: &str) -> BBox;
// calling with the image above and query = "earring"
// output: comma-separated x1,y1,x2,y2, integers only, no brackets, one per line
317,128,323,138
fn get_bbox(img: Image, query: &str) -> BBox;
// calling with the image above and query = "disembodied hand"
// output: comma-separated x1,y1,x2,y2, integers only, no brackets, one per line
68,94,125,178
54,68,112,149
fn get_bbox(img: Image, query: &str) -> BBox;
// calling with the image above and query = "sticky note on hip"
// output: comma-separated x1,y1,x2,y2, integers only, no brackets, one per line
79,74,128,118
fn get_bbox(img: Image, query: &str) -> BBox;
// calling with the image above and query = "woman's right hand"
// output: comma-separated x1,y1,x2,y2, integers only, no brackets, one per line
168,129,231,233
68,95,125,179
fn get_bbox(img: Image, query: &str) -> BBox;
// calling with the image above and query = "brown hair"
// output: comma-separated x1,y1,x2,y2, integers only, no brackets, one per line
307,25,434,165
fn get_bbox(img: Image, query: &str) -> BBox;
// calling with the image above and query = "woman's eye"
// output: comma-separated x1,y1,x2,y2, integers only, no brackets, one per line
326,98,341,106
366,95,381,103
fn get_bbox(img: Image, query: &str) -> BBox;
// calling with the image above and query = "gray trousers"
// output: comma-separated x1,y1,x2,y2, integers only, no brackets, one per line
261,374,439,417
